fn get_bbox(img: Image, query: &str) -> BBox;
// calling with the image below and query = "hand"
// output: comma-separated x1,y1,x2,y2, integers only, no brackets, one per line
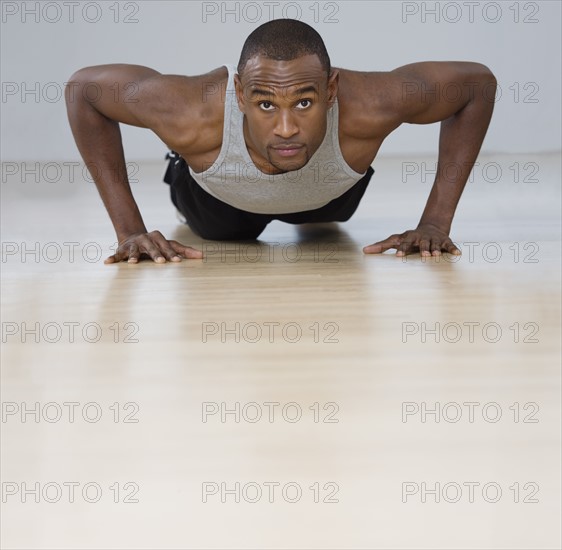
363,223,461,257
104,230,203,264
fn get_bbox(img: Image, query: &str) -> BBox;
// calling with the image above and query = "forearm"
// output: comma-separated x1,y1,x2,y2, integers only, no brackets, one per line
419,77,496,233
65,80,147,241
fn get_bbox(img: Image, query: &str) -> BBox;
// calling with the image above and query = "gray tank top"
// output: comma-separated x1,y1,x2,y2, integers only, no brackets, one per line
188,64,367,214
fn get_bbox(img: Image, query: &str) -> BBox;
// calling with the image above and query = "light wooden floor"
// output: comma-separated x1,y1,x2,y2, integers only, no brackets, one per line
1,153,560,549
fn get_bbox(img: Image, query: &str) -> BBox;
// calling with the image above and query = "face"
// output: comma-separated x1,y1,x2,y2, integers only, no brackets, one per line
234,54,338,174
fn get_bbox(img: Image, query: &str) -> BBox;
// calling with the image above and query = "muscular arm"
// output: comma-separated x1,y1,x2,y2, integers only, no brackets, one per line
65,64,207,262
362,61,497,256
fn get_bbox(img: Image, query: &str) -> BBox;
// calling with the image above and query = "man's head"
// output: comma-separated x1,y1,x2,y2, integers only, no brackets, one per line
237,18,331,77
234,19,338,174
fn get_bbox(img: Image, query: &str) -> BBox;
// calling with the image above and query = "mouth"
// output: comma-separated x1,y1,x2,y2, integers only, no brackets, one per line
271,145,304,157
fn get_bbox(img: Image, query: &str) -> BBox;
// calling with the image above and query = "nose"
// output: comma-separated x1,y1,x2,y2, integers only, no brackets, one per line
273,110,299,139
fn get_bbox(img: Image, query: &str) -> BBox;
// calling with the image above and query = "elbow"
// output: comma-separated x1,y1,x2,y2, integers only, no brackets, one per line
65,72,80,107
484,67,497,89
481,65,497,105
66,66,91,86
65,67,93,106
473,63,497,86
468,63,497,107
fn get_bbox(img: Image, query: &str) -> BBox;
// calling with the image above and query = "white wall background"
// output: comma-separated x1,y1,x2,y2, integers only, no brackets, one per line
1,0,560,161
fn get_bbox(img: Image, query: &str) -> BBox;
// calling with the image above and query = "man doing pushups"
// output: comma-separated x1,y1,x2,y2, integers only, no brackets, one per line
65,18,496,264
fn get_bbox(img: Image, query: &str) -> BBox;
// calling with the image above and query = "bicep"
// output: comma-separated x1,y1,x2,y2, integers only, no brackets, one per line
66,64,202,134
389,61,496,124
66,64,165,127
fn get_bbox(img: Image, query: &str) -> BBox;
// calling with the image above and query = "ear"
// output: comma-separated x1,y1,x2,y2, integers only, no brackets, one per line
234,73,246,114
327,69,339,108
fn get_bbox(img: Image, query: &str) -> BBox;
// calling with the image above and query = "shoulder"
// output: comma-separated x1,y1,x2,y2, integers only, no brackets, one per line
139,66,229,151
335,67,405,140
140,65,228,106
336,61,496,135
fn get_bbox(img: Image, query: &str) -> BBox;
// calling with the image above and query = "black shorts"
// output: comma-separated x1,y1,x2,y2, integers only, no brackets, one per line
163,151,375,240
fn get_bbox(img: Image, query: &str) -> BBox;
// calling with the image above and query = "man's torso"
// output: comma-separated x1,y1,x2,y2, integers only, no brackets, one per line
157,66,402,176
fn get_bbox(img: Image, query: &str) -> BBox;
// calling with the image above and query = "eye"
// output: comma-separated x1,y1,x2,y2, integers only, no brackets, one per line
258,101,275,111
296,99,312,109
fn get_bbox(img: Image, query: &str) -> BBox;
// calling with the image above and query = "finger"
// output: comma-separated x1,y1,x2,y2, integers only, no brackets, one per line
105,247,127,264
150,234,183,262
169,240,204,259
363,235,402,254
139,232,167,263
147,248,166,263
444,240,462,255
166,250,183,262
396,238,416,257
138,238,166,263
127,244,141,264
419,238,432,257
431,240,443,256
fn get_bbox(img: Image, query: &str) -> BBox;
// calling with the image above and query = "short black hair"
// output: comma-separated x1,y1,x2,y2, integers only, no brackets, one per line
237,19,331,77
